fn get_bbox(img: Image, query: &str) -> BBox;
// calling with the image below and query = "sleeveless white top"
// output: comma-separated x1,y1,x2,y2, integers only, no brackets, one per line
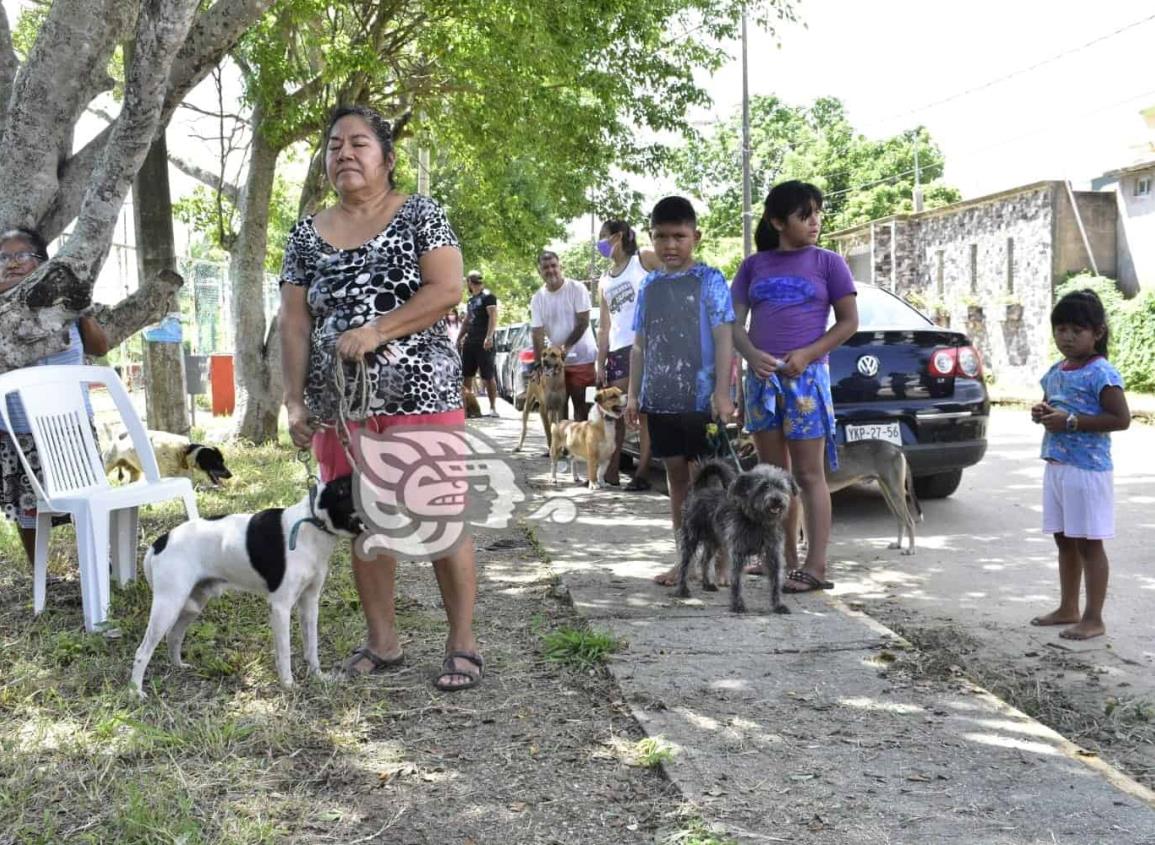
597,254,647,352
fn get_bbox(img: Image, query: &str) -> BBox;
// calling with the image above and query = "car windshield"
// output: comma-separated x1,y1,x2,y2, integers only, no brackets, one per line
828,285,934,330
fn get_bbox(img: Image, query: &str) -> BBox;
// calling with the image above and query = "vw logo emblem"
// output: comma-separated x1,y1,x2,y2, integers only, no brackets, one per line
857,355,880,377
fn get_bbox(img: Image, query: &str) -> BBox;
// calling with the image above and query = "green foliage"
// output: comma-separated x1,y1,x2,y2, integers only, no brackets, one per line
10,3,48,60
542,626,621,670
632,736,675,768
1055,275,1155,393
670,95,961,240
223,0,796,274
173,175,300,273
666,818,739,845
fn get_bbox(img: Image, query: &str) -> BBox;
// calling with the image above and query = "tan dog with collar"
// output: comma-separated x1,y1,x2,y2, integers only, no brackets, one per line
550,387,624,489
514,345,567,452
103,428,233,487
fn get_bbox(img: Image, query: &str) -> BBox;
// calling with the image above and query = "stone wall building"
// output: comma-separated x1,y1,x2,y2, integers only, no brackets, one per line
829,179,1136,391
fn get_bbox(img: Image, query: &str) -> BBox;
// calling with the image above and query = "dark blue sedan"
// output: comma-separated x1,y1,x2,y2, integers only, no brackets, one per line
829,284,988,498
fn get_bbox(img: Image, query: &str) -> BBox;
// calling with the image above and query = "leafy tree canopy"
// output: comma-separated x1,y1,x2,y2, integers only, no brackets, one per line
670,95,961,243
226,0,796,263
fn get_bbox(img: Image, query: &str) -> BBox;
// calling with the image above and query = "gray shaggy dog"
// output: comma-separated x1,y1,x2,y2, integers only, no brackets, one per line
674,459,798,614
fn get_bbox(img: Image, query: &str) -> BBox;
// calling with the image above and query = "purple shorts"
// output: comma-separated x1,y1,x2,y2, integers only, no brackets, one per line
605,346,631,384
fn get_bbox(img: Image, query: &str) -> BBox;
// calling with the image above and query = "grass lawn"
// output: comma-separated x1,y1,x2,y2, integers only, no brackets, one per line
0,434,679,844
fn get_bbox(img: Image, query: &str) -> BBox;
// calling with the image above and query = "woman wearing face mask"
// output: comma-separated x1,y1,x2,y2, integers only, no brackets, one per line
595,220,659,489
0,227,109,565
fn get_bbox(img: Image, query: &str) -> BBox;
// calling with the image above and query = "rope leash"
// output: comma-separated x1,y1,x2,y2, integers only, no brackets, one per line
288,446,335,550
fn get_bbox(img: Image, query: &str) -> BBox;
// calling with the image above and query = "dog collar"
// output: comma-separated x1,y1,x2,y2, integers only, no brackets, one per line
288,481,337,551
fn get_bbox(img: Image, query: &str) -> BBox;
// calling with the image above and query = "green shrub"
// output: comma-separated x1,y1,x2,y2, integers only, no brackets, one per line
541,626,621,670
1054,275,1155,392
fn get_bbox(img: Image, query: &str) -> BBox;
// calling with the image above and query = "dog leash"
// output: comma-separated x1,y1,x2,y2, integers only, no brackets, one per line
288,447,336,551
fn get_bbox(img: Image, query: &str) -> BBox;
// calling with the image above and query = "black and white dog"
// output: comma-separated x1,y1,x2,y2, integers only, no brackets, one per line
675,460,798,614
131,476,363,696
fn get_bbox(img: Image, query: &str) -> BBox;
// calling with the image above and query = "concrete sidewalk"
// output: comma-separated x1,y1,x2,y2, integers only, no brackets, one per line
479,410,1155,845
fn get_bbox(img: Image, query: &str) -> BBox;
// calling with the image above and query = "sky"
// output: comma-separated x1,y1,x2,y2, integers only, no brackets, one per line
700,0,1155,198
9,0,1155,248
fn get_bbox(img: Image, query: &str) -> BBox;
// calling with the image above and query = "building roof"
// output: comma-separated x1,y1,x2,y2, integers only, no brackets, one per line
1098,158,1155,179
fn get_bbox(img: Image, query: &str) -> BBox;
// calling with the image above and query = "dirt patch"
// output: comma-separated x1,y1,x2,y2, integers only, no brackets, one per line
868,606,1155,790
326,525,685,844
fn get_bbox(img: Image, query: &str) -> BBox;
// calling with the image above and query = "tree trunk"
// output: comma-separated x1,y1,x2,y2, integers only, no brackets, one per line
230,111,283,443
132,130,189,436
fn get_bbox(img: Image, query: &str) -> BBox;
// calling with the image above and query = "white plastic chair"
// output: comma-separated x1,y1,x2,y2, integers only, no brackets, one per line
0,365,199,631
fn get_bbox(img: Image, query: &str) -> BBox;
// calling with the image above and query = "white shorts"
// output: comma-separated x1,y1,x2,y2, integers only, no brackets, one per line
1041,462,1114,540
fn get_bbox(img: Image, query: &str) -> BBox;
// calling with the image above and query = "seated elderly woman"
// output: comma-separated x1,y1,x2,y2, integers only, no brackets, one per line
279,105,484,692
0,227,109,564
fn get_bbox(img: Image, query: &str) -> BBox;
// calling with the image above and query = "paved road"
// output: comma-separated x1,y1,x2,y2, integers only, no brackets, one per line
492,405,1155,844
828,407,1155,693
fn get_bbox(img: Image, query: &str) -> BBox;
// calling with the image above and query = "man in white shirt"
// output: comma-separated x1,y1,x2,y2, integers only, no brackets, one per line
529,251,598,421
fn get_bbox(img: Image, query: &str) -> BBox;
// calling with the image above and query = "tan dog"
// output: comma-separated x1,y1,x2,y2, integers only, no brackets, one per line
463,389,483,419
103,429,232,487
550,387,624,489
825,440,922,554
514,345,567,453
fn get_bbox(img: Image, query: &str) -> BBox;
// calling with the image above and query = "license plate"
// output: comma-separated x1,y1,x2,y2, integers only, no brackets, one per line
845,422,902,446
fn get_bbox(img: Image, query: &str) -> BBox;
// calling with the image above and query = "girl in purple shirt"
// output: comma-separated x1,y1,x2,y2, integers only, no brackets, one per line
731,181,859,594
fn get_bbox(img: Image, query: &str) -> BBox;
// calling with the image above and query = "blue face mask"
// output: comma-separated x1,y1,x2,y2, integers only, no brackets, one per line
596,238,613,259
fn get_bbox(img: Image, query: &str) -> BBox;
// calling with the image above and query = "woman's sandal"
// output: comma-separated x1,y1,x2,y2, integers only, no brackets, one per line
343,645,404,677
433,650,484,692
782,569,834,593
624,477,652,492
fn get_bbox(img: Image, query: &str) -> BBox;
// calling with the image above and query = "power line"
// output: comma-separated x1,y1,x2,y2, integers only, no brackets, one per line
823,85,1155,202
871,12,1155,126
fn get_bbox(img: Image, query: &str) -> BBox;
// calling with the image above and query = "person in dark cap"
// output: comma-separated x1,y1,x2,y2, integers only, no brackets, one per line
459,270,500,417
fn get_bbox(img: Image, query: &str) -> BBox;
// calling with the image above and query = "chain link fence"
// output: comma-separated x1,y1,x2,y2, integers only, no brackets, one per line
99,243,279,365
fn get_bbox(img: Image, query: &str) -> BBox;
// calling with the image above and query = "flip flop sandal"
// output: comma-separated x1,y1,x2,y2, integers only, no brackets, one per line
624,477,652,492
343,645,404,677
433,650,485,692
782,569,834,593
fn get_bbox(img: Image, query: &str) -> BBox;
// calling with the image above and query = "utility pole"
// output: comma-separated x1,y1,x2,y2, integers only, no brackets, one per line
912,133,924,212
417,114,431,195
741,5,753,256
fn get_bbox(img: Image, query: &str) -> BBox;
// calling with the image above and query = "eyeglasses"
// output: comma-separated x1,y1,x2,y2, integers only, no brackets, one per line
0,251,43,267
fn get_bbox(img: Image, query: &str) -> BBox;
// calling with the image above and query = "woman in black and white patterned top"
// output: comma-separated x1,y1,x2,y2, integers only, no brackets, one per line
280,106,482,691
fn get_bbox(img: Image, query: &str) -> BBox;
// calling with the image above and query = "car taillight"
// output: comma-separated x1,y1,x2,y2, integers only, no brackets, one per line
956,346,982,378
518,349,536,363
928,345,982,378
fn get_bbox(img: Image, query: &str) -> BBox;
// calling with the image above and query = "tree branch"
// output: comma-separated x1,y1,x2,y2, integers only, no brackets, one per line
44,0,273,241
56,0,202,282
0,2,19,110
0,0,136,231
168,151,242,204
89,269,185,349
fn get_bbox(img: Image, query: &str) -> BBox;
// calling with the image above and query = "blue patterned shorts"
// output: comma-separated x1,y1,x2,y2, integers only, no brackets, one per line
744,361,839,470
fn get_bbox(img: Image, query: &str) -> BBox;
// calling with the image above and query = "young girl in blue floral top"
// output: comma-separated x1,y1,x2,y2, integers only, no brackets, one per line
1030,289,1130,640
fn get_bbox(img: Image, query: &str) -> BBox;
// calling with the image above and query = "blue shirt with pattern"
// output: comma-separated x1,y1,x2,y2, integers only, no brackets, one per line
632,263,734,414
1039,356,1123,472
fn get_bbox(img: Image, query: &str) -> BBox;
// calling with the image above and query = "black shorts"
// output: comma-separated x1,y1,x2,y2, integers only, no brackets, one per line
461,343,496,380
646,411,710,460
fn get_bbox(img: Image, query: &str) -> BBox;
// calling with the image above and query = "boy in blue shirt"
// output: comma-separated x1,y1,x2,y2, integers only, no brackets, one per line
625,196,735,586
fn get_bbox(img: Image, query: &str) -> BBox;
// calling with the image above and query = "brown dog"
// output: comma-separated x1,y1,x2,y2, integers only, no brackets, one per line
550,387,624,489
463,389,483,419
514,345,567,453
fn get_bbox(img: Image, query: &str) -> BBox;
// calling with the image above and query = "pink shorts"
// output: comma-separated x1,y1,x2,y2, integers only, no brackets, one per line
312,409,466,482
